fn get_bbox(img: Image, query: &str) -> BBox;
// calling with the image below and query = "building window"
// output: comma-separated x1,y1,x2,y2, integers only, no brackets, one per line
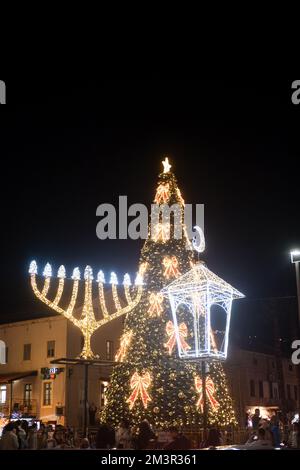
24,384,32,404
253,357,258,366
289,364,293,372
47,341,55,358
287,384,291,400
106,341,113,361
294,385,298,402
259,381,263,398
100,380,108,409
273,384,279,400
5,347,8,364
43,382,52,406
269,382,274,399
272,361,275,368
250,380,255,397
0,385,7,404
23,344,31,361
0,340,6,364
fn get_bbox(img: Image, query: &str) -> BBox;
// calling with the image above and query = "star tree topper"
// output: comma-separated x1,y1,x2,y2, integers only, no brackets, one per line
162,156,171,173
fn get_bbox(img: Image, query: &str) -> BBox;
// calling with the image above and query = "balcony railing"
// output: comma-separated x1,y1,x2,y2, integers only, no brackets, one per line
0,399,38,417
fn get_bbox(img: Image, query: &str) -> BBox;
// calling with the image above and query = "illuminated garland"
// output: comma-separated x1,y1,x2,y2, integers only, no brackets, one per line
152,222,170,243
115,330,133,362
154,183,170,204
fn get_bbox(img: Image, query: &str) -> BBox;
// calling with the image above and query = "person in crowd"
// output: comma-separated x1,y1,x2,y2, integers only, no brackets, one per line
0,422,19,450
251,408,261,430
116,418,132,449
16,420,27,448
270,415,281,448
289,422,300,449
27,422,38,449
134,419,156,450
164,427,191,450
259,419,273,443
202,427,223,448
88,402,98,426
45,426,57,449
80,437,91,449
245,427,274,449
96,420,115,449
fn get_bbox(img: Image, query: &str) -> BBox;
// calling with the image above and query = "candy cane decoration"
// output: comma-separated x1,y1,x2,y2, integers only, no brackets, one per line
194,376,220,413
164,320,191,355
127,371,152,410
148,293,164,317
163,256,180,279
154,183,170,204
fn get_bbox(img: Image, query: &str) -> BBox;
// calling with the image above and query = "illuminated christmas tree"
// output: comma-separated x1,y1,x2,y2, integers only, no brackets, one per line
101,158,237,429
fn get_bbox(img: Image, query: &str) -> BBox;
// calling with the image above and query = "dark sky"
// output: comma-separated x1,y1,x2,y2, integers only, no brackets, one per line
1,79,299,349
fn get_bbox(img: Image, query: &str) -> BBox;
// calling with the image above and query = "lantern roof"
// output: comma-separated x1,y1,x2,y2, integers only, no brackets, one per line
161,261,244,300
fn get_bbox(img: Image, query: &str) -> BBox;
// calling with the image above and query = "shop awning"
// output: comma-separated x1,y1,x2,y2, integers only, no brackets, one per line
0,371,37,384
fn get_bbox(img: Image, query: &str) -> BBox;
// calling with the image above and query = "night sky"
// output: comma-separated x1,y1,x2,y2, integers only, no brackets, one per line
1,79,299,351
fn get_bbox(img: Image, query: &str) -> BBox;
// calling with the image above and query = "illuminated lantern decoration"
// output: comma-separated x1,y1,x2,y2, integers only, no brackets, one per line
148,293,164,317
164,320,191,355
194,375,219,412
127,371,152,410
115,331,133,362
162,256,180,279
154,183,170,204
161,261,244,361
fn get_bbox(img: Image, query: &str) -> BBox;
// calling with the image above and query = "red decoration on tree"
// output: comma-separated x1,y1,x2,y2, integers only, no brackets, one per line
164,320,191,355
154,183,170,204
148,293,164,317
127,371,152,410
163,256,180,279
194,376,220,412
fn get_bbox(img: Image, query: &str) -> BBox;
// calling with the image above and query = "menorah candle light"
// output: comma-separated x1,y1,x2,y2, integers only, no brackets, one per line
29,260,147,359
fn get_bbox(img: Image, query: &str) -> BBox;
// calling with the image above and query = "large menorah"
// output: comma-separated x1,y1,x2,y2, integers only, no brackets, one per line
29,261,147,359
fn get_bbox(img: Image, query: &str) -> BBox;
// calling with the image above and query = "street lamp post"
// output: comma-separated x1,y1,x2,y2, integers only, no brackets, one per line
291,250,300,330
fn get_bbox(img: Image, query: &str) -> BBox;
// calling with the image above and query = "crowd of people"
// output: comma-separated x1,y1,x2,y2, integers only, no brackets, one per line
0,412,299,450
243,409,300,449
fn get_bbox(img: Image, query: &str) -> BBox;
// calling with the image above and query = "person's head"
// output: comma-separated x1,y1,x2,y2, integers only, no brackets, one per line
139,420,151,433
6,422,17,433
80,437,90,449
259,419,269,430
257,428,266,440
254,408,260,417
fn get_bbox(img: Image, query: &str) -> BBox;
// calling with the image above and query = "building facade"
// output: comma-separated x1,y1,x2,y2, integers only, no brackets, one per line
225,346,300,426
1,316,299,430
0,315,123,429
